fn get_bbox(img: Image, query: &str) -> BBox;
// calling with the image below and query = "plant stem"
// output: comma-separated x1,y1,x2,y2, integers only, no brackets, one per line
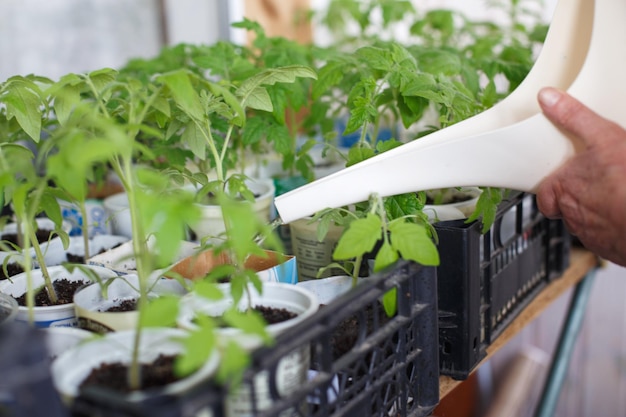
84,77,111,117
196,119,226,183
351,254,363,287
20,227,36,324
25,183,59,305
27,225,58,304
110,152,150,391
107,86,162,392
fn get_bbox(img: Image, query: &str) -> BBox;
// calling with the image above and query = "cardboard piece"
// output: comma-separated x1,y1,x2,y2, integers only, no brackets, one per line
170,249,298,284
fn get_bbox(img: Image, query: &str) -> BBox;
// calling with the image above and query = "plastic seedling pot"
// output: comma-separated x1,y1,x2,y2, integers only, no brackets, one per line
42,326,94,360
288,217,345,281
73,272,188,333
1,218,73,262
178,282,319,417
295,274,360,305
0,264,119,328
102,192,133,239
58,197,112,237
87,239,199,276
50,328,220,411
187,178,276,244
423,187,482,222
41,234,130,266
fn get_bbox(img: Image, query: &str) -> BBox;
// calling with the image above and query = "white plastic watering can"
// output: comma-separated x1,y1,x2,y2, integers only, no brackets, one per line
275,0,624,224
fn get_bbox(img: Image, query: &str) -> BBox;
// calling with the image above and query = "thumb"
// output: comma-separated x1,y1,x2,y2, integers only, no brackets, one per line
537,87,616,149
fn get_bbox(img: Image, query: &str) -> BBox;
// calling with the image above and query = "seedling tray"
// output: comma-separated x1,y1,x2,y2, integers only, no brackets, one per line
241,261,439,417
435,191,570,380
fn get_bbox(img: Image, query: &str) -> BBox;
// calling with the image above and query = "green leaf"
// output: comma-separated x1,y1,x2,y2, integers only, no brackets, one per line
141,189,201,266
400,72,442,102
215,339,250,383
39,192,63,228
88,68,118,92
467,187,502,233
237,65,316,109
268,123,292,155
219,194,267,263
193,280,225,300
244,87,273,112
373,241,398,272
345,96,377,134
223,308,272,344
346,145,375,167
206,82,245,127
333,213,382,260
158,70,204,121
418,49,462,75
151,95,171,119
311,60,344,100
241,116,267,146
3,85,42,141
181,121,207,160
177,323,217,377
382,288,397,317
355,46,394,72
389,220,439,266
384,193,423,220
51,84,81,126
141,295,180,327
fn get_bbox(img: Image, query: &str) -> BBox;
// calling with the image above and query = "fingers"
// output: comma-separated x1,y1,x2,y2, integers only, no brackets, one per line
537,87,617,148
536,177,562,219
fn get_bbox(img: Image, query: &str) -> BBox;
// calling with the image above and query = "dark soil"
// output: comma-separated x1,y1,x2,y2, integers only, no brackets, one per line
325,302,391,359
79,354,181,394
66,243,124,264
0,262,24,281
254,305,297,325
1,228,54,247
66,253,85,264
1,227,53,281
193,305,297,327
14,278,89,307
100,299,138,312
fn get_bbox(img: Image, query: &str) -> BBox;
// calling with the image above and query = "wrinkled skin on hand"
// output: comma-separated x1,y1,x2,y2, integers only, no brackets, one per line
536,87,626,266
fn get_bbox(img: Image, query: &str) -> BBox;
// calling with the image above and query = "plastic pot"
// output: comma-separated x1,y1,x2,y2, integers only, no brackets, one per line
42,326,94,359
424,187,482,222
102,192,133,239
178,282,319,417
0,264,119,328
74,273,188,333
188,178,276,243
289,217,345,281
51,328,220,411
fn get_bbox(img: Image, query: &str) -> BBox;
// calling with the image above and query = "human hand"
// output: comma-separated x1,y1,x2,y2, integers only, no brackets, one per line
536,87,626,266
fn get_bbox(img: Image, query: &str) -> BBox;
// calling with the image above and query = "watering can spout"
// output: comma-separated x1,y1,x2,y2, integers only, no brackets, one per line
273,115,573,224
276,0,626,224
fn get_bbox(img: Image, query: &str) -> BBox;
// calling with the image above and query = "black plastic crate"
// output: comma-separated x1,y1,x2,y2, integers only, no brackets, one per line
435,191,571,380
241,261,439,417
